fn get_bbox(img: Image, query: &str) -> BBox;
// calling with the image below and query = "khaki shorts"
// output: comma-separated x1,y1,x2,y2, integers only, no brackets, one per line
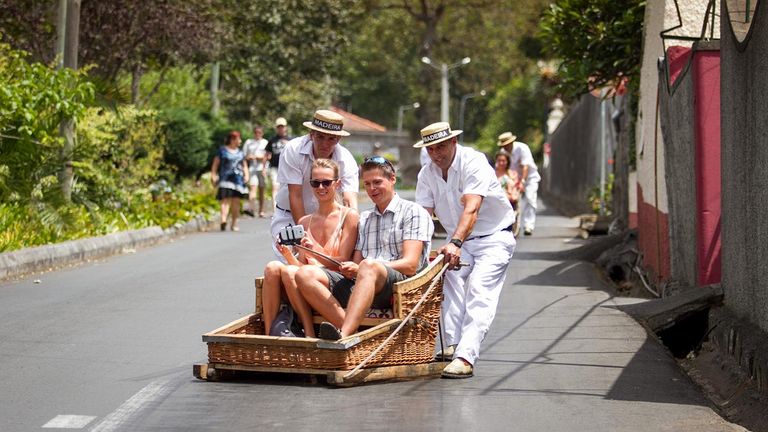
320,265,405,309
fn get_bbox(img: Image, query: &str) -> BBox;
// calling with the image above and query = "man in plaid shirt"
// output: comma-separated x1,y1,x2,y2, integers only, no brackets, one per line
295,156,434,340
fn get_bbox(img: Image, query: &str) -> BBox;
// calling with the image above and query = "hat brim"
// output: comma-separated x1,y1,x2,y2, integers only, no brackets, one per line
303,121,350,137
497,136,517,147
413,130,463,148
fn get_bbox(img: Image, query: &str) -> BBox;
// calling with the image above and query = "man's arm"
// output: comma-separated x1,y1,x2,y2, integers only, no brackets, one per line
287,184,306,223
386,239,425,277
342,191,358,209
437,194,483,268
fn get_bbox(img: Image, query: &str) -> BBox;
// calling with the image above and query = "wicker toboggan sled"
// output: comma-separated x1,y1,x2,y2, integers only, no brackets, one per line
193,255,448,386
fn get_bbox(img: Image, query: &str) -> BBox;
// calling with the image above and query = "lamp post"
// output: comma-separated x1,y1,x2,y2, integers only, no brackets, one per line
458,89,486,143
421,56,471,122
396,102,420,132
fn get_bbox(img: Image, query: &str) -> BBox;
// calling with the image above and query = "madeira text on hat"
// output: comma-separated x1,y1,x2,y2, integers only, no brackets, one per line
413,122,463,148
497,131,517,147
302,109,350,137
275,117,288,127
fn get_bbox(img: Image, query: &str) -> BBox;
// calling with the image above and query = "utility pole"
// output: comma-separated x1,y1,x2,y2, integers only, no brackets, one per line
59,0,80,203
210,62,220,117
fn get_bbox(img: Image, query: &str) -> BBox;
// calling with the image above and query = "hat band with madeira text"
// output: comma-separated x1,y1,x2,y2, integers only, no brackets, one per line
312,118,343,132
422,128,451,145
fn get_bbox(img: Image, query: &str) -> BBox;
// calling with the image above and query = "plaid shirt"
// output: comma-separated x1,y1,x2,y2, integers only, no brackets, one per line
356,194,434,269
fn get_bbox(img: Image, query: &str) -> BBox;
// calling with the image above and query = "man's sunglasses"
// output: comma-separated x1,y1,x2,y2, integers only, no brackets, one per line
364,156,394,168
309,179,335,188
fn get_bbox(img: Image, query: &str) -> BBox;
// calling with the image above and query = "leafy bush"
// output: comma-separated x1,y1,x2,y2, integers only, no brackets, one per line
74,106,166,207
0,179,218,253
0,42,95,204
161,108,211,178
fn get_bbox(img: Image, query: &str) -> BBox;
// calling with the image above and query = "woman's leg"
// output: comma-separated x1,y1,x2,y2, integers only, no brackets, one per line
229,198,240,230
282,265,316,338
219,197,230,230
261,261,285,335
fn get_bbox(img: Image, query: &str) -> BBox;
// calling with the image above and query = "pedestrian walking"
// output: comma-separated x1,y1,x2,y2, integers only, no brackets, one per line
242,125,269,218
265,117,292,211
210,131,249,231
499,132,541,235
415,122,516,378
269,109,359,259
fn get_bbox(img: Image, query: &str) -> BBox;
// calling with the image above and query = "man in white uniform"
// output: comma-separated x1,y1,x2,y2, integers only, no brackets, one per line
415,122,516,378
502,135,540,236
270,109,359,259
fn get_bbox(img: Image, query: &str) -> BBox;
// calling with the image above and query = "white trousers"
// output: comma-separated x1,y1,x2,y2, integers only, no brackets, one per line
441,229,516,365
270,207,294,261
520,180,539,231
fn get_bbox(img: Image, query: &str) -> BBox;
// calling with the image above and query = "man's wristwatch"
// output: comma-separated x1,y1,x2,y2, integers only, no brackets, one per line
449,238,463,248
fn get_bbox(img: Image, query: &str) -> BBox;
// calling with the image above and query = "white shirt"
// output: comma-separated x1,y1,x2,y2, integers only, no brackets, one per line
275,135,359,214
511,141,541,183
416,144,515,237
242,138,268,171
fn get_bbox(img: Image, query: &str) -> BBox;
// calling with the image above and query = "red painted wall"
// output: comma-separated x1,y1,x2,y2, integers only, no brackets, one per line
693,50,722,285
637,184,671,281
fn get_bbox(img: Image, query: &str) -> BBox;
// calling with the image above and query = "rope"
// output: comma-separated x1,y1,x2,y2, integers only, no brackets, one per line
342,257,450,380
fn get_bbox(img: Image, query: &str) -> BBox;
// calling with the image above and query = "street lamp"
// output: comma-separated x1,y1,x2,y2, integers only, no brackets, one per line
458,89,486,143
421,56,471,122
396,102,420,132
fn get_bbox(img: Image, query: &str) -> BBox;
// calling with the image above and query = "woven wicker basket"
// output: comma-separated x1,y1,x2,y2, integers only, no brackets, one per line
203,256,445,371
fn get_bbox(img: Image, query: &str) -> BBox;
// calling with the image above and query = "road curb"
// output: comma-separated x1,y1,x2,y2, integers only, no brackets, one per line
0,214,215,282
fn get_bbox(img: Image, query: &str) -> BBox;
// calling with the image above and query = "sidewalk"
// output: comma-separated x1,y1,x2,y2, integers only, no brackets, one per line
467,200,743,431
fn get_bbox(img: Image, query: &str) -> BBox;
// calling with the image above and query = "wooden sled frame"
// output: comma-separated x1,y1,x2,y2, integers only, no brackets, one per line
194,255,447,387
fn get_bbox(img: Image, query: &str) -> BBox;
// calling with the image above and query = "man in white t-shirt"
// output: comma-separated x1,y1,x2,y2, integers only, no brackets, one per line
269,109,359,259
415,121,516,378
242,125,269,217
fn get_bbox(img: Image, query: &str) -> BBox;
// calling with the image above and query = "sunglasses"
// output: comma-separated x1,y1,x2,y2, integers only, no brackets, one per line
364,156,394,168
309,179,335,188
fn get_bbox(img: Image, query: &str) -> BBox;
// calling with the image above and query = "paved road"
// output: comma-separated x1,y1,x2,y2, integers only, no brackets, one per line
0,199,742,431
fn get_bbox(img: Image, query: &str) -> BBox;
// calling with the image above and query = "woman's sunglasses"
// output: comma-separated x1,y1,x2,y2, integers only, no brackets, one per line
309,179,335,188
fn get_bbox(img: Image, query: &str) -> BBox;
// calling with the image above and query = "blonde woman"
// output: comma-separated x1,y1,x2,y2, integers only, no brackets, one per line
262,159,359,337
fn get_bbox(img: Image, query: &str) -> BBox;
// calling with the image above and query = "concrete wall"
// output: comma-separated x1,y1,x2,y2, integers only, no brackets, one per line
721,0,768,333
542,94,604,215
658,42,722,288
658,47,697,287
634,0,716,282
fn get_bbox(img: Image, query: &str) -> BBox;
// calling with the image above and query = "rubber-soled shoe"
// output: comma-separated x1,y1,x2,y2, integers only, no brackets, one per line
441,358,474,379
523,228,533,236
435,344,457,361
220,222,226,231
318,322,342,340
244,209,255,217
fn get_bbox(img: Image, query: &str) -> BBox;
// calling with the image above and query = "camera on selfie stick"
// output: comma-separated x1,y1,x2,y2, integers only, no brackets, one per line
277,224,305,246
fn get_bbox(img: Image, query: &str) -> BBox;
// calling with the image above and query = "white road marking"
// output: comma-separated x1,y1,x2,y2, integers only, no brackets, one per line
42,415,96,429
88,380,173,432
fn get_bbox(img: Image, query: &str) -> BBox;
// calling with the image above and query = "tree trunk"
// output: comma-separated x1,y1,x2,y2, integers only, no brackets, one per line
131,63,143,105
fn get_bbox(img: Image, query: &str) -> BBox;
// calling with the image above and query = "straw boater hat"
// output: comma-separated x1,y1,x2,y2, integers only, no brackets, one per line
497,131,517,147
413,122,463,148
302,110,350,137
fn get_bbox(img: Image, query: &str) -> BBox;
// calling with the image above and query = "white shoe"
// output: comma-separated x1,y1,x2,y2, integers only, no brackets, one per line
435,344,456,360
441,358,473,378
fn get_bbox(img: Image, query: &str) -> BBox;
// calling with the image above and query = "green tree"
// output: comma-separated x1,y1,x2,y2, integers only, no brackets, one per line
219,0,363,121
538,0,646,99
